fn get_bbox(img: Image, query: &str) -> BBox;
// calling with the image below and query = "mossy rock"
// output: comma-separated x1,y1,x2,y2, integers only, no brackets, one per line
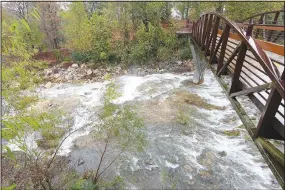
198,169,213,177
222,130,240,137
173,90,225,110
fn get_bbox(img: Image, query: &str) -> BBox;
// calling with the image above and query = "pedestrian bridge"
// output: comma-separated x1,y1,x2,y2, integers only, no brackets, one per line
177,10,284,188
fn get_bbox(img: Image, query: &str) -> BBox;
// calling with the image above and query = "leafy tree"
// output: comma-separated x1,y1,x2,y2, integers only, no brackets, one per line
61,2,93,53
223,2,284,21
37,2,61,49
2,7,43,60
89,80,147,185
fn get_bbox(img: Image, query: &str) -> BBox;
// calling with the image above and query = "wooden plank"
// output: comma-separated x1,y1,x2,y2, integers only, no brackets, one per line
229,83,272,98
218,29,241,41
255,39,285,56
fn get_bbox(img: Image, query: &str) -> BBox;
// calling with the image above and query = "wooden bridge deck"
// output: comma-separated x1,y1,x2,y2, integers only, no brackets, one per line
186,10,284,189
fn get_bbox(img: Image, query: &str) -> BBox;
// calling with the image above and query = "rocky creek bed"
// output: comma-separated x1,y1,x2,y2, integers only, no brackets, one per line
4,64,282,189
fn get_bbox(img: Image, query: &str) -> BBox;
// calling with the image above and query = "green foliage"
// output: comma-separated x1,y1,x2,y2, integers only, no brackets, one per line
2,60,47,114
53,49,62,62
95,80,147,152
130,23,178,64
71,179,99,190
224,2,284,21
62,2,112,62
2,8,44,60
101,176,125,189
179,47,192,60
2,184,17,190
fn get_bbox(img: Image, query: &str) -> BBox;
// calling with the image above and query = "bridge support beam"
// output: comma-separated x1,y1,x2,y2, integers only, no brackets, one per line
255,87,284,140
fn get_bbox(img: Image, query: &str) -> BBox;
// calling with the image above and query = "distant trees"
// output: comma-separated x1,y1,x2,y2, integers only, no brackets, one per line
37,2,61,49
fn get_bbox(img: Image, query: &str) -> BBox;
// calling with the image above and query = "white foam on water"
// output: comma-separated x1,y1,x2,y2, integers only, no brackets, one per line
165,160,179,169
113,73,190,104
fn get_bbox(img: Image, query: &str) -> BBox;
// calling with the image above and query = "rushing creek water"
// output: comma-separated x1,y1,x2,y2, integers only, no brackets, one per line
7,69,281,189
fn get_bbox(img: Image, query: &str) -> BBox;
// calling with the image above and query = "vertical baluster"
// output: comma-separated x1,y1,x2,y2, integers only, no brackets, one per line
204,15,213,55
217,25,230,72
201,15,209,50
209,17,220,64
198,16,202,46
200,15,205,46
198,19,201,46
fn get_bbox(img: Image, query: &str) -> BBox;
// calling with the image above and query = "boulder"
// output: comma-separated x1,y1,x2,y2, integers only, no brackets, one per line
86,69,93,75
78,158,85,166
45,69,53,76
53,73,60,79
176,60,182,65
72,63,79,68
45,82,52,89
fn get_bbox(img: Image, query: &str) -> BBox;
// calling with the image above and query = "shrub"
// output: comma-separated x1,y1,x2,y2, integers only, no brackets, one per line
179,47,192,60
71,52,91,62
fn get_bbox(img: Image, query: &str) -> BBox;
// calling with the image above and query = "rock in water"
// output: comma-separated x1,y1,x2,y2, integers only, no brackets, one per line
78,158,85,166
45,82,52,89
218,151,227,157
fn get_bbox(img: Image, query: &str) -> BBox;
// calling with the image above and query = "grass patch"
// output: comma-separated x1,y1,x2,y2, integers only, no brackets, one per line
176,110,190,125
222,130,240,137
173,90,225,110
